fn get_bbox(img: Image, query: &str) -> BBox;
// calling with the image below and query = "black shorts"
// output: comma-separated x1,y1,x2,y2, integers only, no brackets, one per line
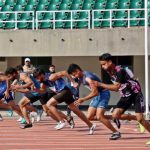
40,91,56,105
25,92,41,104
53,87,75,105
116,92,145,113
0,92,14,103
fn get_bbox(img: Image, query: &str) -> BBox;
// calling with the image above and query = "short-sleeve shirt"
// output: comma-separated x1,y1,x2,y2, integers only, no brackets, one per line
109,65,141,97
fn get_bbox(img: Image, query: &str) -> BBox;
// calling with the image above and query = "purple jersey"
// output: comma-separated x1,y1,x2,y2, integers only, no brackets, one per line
109,66,141,97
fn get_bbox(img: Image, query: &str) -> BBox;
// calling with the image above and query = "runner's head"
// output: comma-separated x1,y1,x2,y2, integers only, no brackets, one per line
99,53,114,71
33,68,45,81
67,64,83,78
5,67,18,80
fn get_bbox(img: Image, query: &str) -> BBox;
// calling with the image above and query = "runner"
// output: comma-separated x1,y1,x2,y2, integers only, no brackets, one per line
67,64,121,140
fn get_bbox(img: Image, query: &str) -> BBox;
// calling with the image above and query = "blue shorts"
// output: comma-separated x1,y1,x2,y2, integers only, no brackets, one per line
0,92,15,103
89,90,110,109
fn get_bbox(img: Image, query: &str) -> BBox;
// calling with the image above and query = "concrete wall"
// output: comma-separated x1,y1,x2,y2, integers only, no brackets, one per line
0,27,149,56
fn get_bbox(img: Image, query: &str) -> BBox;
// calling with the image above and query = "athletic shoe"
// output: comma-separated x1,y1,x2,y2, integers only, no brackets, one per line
7,110,13,117
139,123,145,133
113,119,121,129
20,123,32,129
109,132,121,140
36,109,43,122
55,121,66,130
20,118,27,124
17,117,23,122
0,114,3,121
30,112,37,123
89,124,96,135
145,140,150,145
67,115,75,129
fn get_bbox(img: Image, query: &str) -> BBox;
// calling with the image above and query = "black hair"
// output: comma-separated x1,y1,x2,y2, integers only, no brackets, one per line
67,64,82,74
49,65,55,68
5,67,17,75
33,68,45,78
16,65,23,72
99,53,113,61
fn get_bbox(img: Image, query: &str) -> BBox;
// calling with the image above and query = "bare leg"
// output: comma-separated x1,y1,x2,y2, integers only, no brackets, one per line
68,103,93,128
96,108,117,132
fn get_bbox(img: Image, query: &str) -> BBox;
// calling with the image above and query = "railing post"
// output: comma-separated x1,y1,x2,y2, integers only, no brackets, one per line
15,12,17,30
128,9,130,28
92,10,94,29
71,11,72,29
36,11,38,30
88,10,90,29
110,10,112,28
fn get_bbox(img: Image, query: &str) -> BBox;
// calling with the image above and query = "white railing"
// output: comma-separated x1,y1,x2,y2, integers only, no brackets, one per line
36,10,91,30
92,8,145,29
0,11,34,29
0,9,147,30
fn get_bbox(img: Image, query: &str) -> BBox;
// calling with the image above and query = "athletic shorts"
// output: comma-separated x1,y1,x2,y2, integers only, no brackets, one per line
116,92,145,113
0,92,14,103
40,91,56,105
89,90,110,109
25,92,41,104
53,87,75,105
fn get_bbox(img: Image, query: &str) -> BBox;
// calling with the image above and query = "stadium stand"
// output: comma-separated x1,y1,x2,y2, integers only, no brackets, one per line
0,0,149,29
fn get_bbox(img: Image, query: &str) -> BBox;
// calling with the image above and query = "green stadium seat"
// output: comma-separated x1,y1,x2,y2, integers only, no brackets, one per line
38,0,49,6
94,21,101,28
4,20,15,29
84,0,95,5
72,0,83,5
55,20,64,28
0,0,4,7
56,12,67,19
16,0,27,6
64,21,76,28
101,11,115,27
59,3,69,10
5,0,15,7
0,5,12,20
107,0,118,3
94,11,103,19
67,12,79,19
13,5,23,11
0,20,4,28
77,21,88,28
50,0,61,5
113,11,127,27
118,1,129,9
40,21,52,29
96,0,107,4
36,4,46,20
27,21,36,29
43,12,53,20
70,4,81,10
79,11,89,19
94,2,106,9
106,2,118,9
27,0,38,6
47,4,57,10
17,20,28,29
130,10,140,26
24,5,34,11
82,3,92,10
130,1,142,9
61,0,72,6
139,10,144,26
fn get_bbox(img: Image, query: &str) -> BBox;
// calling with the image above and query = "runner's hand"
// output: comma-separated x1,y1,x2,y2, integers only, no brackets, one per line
74,98,84,106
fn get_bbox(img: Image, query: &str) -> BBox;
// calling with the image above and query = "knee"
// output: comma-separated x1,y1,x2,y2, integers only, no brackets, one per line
87,115,94,121
112,113,120,119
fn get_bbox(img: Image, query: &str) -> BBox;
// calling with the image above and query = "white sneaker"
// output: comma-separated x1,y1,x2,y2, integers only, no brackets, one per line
30,112,37,123
36,110,43,122
17,117,23,122
55,121,66,130
54,122,61,129
89,124,96,135
0,114,3,121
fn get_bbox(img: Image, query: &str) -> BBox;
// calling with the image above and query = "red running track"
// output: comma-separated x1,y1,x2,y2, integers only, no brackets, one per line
0,116,150,150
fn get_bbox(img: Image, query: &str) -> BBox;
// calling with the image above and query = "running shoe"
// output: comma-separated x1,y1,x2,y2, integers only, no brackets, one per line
20,123,32,129
89,124,96,135
55,121,66,130
30,112,37,123
36,109,43,122
17,117,23,122
20,118,27,124
138,123,145,133
0,114,3,121
67,115,75,129
145,140,150,145
113,119,121,129
109,132,121,140
7,110,13,117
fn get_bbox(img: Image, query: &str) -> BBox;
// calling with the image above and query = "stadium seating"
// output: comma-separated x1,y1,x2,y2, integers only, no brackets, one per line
0,0,149,29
